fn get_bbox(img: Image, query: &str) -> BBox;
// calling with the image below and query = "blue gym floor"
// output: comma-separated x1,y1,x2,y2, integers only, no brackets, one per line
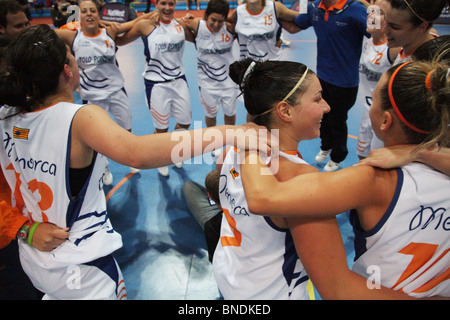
78,21,449,300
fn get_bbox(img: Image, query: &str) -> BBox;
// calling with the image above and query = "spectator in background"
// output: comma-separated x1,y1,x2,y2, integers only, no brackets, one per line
51,0,73,28
15,0,32,21
284,0,370,172
0,0,30,40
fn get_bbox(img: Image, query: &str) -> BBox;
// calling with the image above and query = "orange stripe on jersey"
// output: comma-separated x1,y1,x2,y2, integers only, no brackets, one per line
393,243,450,294
412,248,450,294
220,208,242,247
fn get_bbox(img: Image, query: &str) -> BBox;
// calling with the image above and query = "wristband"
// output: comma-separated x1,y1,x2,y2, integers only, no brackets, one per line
17,221,32,241
27,222,41,247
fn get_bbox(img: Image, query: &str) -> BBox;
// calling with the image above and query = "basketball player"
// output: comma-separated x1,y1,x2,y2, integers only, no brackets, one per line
228,0,299,61
380,0,447,65
0,25,269,299
357,0,400,159
56,0,148,184
213,58,329,299
115,0,195,176
183,0,238,157
241,56,450,298
212,58,414,299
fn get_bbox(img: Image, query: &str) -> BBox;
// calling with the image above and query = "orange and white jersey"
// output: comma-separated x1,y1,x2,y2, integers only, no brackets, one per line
351,163,450,298
357,37,392,157
393,48,413,66
142,19,186,82
0,103,122,270
235,0,282,61
195,19,236,89
359,37,394,111
72,28,125,100
213,149,310,300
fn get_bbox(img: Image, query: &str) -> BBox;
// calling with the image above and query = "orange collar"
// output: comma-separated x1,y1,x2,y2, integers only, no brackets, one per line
282,150,303,159
399,48,415,60
318,0,347,21
318,0,347,11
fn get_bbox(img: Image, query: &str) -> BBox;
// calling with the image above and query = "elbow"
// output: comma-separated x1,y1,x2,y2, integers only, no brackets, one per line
246,189,271,215
284,26,302,34
125,152,147,169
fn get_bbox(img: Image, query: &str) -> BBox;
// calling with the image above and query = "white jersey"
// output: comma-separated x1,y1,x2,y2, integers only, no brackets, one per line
213,149,310,300
235,1,282,61
351,163,450,298
393,48,412,66
195,19,236,89
357,38,393,156
72,28,125,100
0,103,122,271
143,19,186,82
359,38,394,111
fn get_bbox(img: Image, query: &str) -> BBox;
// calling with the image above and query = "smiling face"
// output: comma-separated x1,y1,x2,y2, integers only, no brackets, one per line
380,0,424,49
80,1,100,31
289,74,330,141
157,0,176,23
205,12,226,33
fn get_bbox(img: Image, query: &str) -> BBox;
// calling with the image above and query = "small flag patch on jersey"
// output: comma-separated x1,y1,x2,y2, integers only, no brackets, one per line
13,126,30,140
230,168,239,179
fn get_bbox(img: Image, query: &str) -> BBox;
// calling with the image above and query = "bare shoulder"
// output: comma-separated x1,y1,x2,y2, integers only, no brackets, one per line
136,18,155,35
275,157,318,182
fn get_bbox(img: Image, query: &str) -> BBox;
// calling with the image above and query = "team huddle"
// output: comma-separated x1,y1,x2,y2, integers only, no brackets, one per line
0,0,449,300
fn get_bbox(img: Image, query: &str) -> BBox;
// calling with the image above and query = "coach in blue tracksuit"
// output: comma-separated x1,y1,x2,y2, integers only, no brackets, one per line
291,0,370,171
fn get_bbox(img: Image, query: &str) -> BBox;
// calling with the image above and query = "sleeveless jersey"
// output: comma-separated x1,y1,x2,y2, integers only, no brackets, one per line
393,48,412,66
234,1,282,61
213,149,310,300
351,163,450,298
359,38,394,111
0,103,122,271
72,28,125,100
195,19,236,89
142,19,186,82
394,34,439,65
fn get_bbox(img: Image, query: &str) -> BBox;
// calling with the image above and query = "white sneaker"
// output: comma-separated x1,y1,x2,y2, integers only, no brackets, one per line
158,166,169,177
281,39,291,47
130,167,141,173
324,160,342,172
103,165,113,185
174,162,183,168
315,149,332,162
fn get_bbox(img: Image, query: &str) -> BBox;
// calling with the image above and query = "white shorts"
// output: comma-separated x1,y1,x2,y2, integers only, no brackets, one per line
86,89,132,131
20,254,127,300
199,86,238,118
357,109,383,158
144,77,192,130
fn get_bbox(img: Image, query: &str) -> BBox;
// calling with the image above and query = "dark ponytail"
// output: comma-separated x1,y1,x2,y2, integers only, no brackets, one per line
0,24,68,112
229,58,313,128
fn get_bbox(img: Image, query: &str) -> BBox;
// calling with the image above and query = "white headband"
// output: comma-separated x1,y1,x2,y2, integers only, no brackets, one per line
241,61,256,85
